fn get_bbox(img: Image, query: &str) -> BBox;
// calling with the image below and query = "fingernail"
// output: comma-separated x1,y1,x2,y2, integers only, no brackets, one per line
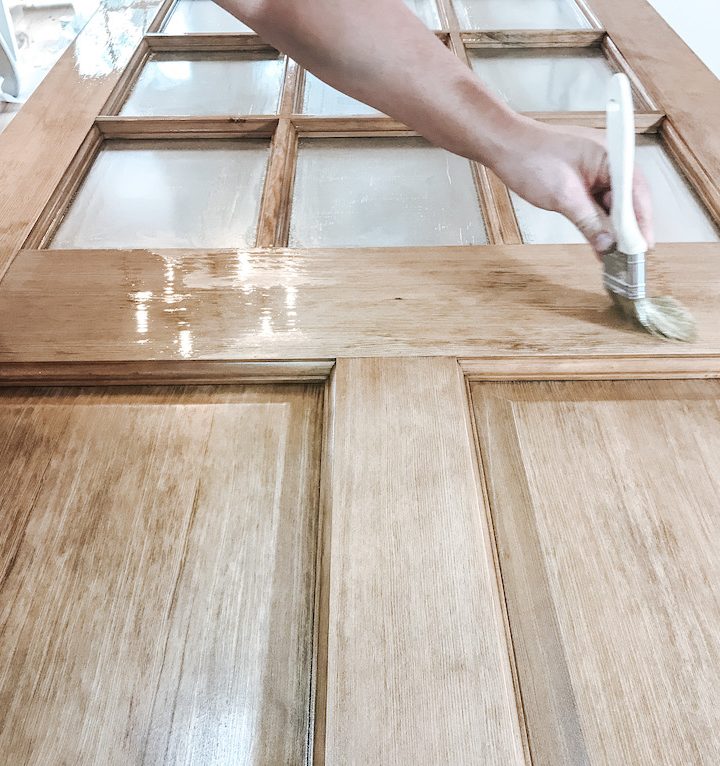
596,233,615,253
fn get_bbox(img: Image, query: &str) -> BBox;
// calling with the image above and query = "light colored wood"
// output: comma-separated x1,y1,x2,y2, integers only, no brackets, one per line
279,57,301,117
23,127,103,250
460,30,605,48
323,358,525,764
256,119,297,247
0,383,323,764
588,0,720,190
601,35,658,112
471,380,720,764
3,244,720,366
95,115,278,138
461,354,720,380
0,0,165,280
99,39,151,116
145,33,271,52
0,360,333,386
291,116,414,135
486,168,523,244
473,163,506,244
470,389,587,766
309,367,336,766
524,112,663,130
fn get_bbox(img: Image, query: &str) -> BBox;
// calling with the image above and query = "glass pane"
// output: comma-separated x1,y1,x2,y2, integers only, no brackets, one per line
511,136,719,244
302,73,382,116
511,191,587,244
470,49,615,111
404,0,442,28
289,137,487,247
51,140,269,249
120,53,284,116
162,0,253,33
453,0,590,29
635,136,719,242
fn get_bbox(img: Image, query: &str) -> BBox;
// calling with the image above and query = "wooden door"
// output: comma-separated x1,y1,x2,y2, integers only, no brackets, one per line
1,0,719,763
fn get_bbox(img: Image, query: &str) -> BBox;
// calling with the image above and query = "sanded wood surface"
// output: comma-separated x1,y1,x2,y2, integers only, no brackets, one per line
322,358,525,765
0,384,323,765
1,245,719,367
0,0,164,280
471,380,720,765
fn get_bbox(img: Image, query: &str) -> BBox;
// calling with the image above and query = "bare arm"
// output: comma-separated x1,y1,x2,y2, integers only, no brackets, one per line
217,0,654,255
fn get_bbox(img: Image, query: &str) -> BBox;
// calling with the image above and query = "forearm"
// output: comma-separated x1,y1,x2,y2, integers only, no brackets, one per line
215,0,527,172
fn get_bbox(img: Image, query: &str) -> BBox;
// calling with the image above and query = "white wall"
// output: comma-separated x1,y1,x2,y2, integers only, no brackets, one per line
648,0,720,79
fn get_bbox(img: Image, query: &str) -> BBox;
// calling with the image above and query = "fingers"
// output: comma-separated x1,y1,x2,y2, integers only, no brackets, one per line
562,190,615,259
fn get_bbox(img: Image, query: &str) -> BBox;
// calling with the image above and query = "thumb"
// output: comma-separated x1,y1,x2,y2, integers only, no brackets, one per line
562,192,615,259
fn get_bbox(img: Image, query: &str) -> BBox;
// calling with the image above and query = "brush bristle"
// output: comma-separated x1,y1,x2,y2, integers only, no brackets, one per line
609,293,697,342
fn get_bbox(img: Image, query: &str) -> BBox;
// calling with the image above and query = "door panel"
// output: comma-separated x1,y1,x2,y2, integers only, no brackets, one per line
2,0,720,763
0,384,323,764
324,359,525,765
471,380,720,764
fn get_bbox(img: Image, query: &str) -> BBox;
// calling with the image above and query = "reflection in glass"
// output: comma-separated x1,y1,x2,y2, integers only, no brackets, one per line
120,53,284,116
511,136,720,244
302,73,381,116
289,137,487,247
162,0,253,33
404,0,442,29
453,0,590,29
470,49,615,112
51,140,270,249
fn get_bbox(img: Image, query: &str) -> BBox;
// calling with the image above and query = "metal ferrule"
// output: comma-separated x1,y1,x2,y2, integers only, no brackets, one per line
603,250,646,300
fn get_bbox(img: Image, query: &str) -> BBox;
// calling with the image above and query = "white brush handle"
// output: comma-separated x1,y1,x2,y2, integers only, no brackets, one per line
607,73,646,256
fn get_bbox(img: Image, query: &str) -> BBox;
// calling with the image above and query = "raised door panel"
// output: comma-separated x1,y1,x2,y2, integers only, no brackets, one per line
0,384,323,765
471,380,720,765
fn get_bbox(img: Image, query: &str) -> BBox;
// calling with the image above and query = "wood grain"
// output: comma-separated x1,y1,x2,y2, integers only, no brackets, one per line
95,115,278,139
0,360,333,386
322,358,525,764
2,244,719,368
0,0,164,280
471,380,720,764
145,33,273,52
460,30,605,48
0,384,323,765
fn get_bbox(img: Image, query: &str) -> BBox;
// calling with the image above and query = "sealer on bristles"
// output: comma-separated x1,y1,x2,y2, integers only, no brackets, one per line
604,73,696,341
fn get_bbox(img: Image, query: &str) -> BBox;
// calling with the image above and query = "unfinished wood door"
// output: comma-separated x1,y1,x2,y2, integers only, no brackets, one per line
1,0,720,764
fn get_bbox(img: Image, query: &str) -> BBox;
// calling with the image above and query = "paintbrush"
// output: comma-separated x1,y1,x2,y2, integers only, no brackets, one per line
603,73,696,341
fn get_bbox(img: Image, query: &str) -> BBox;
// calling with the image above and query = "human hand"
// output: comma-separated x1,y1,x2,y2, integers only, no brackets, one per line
491,119,654,257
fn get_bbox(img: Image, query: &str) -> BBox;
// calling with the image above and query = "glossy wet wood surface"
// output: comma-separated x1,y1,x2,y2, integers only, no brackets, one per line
472,380,720,765
1,244,719,366
0,384,323,765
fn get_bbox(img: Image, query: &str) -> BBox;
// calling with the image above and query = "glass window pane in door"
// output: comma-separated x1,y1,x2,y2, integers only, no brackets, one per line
163,0,253,33
50,140,270,249
301,73,382,116
120,53,284,116
469,49,615,111
289,137,487,247
510,136,719,244
635,136,719,242
452,0,590,29
404,0,442,28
